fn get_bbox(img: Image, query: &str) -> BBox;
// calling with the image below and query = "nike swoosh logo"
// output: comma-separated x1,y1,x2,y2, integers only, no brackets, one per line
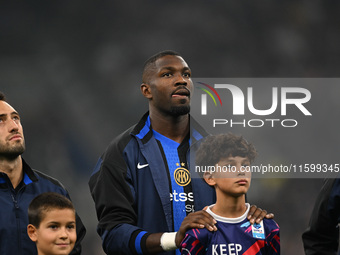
137,163,149,169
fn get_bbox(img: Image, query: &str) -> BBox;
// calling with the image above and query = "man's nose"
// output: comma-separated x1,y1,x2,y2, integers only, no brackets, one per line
174,74,188,85
8,120,19,132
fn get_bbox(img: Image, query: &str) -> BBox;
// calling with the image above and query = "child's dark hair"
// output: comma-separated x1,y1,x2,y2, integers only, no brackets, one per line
28,192,75,227
196,133,257,169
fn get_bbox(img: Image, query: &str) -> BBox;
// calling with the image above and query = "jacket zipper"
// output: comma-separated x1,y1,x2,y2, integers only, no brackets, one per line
9,185,22,255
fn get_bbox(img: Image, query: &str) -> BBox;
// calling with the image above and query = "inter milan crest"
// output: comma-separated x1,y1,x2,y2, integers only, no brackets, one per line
174,163,191,187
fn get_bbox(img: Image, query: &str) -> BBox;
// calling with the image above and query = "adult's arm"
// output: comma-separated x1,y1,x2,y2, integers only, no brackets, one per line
89,147,141,254
89,135,217,254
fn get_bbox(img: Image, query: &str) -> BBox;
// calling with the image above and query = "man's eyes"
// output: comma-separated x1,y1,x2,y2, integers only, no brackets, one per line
0,116,20,123
161,72,191,78
162,73,172,77
13,116,20,122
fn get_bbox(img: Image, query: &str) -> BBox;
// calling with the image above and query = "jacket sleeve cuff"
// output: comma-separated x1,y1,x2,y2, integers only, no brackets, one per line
129,230,150,255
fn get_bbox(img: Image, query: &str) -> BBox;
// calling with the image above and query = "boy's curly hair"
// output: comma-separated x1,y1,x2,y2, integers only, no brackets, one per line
196,133,257,168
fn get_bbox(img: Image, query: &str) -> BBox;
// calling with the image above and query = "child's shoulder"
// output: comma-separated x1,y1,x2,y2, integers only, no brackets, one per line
261,218,280,242
263,218,280,230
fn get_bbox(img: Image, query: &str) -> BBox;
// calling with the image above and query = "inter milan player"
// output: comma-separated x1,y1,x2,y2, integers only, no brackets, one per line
180,133,280,255
0,92,85,254
89,51,274,255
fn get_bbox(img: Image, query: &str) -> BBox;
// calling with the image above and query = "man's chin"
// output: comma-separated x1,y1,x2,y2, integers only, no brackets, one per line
170,105,190,116
0,146,25,159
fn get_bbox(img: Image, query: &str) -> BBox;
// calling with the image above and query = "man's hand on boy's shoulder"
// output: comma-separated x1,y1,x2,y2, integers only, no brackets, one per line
247,205,275,224
175,206,274,247
175,210,218,247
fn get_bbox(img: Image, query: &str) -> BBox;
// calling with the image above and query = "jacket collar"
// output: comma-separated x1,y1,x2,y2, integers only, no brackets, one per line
0,158,37,188
22,158,38,183
131,112,209,144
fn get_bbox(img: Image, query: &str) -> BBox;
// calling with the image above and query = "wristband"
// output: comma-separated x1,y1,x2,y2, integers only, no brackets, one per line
160,232,177,251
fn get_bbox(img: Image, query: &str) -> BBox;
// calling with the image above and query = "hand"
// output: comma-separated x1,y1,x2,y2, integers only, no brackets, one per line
247,204,274,224
175,210,217,247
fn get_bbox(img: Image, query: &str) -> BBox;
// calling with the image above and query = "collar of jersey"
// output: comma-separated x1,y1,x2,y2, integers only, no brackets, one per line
206,203,250,224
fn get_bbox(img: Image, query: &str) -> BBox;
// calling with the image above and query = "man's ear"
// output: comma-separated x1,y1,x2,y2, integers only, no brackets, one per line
203,172,216,186
141,83,152,99
27,224,38,242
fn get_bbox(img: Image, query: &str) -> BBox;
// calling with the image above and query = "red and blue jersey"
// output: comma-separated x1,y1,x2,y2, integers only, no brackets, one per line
180,204,280,255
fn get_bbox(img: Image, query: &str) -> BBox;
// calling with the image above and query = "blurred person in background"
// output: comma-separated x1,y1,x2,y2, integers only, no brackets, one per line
302,178,340,255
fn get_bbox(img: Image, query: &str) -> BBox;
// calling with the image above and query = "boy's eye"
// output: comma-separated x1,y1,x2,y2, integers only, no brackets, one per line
162,73,172,77
223,165,234,172
49,225,58,230
183,72,191,77
67,224,75,230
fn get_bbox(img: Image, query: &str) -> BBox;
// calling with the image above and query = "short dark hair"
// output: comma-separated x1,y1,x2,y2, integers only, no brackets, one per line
0,91,7,101
196,133,257,169
28,192,75,227
142,50,182,83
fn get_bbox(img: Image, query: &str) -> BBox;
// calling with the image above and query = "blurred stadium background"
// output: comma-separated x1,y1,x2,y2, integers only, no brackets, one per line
2,1,340,254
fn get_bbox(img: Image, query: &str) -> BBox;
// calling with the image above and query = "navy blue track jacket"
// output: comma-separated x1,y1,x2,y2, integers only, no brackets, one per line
0,158,86,255
89,112,215,255
302,178,340,255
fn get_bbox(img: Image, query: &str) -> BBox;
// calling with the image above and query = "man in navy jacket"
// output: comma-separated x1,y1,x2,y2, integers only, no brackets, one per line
89,51,271,255
302,178,340,254
0,92,86,255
